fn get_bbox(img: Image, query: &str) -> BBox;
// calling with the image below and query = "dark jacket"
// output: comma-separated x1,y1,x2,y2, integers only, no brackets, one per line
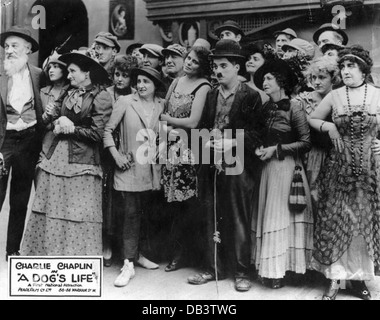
0,63,44,149
198,82,265,176
46,85,112,166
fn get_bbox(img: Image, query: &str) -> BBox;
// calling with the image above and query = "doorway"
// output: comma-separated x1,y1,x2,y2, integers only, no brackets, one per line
32,0,89,66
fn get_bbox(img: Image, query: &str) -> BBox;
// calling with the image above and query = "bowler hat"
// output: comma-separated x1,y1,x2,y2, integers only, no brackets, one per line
94,32,121,53
313,23,349,46
282,38,316,59
209,39,245,60
130,66,164,89
214,20,245,38
126,42,143,55
139,44,164,59
254,59,298,91
59,50,110,85
162,44,187,58
0,25,39,53
273,28,298,40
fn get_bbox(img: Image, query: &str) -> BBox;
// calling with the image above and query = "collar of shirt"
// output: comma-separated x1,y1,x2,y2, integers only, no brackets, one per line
218,82,240,100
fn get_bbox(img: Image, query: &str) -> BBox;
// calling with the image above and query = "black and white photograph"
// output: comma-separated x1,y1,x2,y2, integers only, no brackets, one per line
0,0,380,305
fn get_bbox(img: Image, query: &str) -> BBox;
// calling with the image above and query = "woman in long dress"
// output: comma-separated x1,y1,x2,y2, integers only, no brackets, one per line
160,45,211,272
309,45,380,300
21,50,112,256
252,58,313,289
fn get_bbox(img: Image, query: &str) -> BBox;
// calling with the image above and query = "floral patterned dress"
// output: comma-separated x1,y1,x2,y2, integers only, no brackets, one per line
312,84,380,279
161,79,210,203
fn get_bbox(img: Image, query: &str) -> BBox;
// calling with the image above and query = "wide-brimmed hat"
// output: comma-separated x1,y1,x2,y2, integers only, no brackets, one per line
130,66,164,89
162,44,187,58
0,25,39,53
209,39,245,60
139,44,164,59
59,50,110,85
282,38,316,59
94,31,121,53
273,28,298,40
254,59,299,91
321,43,345,54
214,20,245,38
313,23,349,46
126,42,144,55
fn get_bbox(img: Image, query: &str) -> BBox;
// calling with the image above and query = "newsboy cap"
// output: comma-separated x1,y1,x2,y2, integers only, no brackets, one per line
94,32,121,53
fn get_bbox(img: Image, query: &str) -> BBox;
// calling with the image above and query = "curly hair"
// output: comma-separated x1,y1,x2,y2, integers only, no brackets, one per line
187,46,211,78
271,72,294,97
111,55,139,76
338,45,373,76
306,56,341,86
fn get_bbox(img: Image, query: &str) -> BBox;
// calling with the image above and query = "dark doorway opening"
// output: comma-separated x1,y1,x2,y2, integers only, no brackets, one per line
32,0,89,66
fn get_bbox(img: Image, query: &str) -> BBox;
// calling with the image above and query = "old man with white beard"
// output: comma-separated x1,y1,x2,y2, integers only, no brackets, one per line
0,26,44,261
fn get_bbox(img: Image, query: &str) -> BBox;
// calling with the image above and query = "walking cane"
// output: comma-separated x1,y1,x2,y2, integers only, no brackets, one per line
213,163,223,299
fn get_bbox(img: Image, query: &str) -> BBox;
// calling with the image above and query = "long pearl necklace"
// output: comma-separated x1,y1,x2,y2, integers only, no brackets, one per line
346,84,368,177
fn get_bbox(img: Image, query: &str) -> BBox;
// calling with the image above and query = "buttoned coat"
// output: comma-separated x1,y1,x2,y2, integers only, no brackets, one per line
103,92,164,192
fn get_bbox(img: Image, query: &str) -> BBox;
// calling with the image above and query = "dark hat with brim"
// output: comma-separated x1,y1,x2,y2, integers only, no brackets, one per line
209,39,245,61
254,59,298,91
130,66,164,90
313,23,349,46
321,43,345,54
0,25,39,53
214,20,245,37
59,51,110,85
126,42,144,55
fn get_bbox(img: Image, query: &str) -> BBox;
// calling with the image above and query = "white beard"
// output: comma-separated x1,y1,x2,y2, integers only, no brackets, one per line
4,54,29,77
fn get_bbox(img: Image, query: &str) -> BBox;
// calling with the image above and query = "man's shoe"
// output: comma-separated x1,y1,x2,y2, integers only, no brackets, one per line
114,260,135,287
235,278,251,292
188,272,215,285
6,251,20,262
136,254,159,270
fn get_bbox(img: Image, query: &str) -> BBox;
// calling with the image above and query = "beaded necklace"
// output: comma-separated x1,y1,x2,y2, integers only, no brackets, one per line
346,84,368,177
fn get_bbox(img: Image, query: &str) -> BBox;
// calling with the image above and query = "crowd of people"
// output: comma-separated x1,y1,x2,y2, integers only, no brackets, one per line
0,19,380,300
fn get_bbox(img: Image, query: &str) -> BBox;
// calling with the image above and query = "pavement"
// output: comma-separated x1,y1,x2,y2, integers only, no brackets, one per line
0,187,379,301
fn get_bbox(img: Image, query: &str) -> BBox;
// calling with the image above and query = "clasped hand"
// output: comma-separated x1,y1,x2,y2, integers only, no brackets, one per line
255,146,276,161
54,116,75,135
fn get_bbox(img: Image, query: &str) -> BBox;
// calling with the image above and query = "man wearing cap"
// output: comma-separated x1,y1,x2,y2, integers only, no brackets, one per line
0,26,44,260
273,28,298,58
214,20,245,43
282,38,316,61
313,23,349,49
188,39,264,292
161,44,187,86
92,31,121,78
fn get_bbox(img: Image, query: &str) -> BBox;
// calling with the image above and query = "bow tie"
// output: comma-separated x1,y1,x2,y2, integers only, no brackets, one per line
66,87,87,114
